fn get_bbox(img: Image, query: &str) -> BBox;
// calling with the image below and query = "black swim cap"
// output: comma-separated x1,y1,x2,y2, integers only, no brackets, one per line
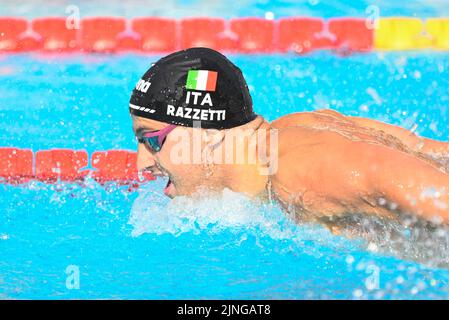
129,47,257,129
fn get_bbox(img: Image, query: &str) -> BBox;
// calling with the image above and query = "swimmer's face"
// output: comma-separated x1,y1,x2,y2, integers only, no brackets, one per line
132,115,219,198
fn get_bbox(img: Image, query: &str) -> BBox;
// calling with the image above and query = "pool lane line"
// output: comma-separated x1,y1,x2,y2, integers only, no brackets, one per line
0,147,154,184
1,17,447,54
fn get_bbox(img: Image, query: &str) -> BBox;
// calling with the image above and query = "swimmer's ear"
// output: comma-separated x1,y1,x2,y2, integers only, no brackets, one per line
203,129,225,150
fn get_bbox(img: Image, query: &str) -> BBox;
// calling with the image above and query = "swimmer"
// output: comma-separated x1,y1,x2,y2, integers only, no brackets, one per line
130,47,449,231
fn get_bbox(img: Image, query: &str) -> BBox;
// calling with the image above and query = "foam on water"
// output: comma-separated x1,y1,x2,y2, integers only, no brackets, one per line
322,211,449,269
129,179,449,269
129,179,351,246
130,181,290,236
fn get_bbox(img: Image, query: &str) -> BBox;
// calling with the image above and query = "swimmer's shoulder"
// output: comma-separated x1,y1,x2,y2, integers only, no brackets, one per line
270,109,349,129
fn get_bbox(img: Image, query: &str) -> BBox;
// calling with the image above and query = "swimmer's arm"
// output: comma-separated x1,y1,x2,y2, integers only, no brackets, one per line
273,127,449,223
354,142,449,223
347,116,449,156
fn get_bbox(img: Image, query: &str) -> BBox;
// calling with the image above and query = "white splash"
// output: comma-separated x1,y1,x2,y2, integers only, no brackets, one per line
129,184,289,237
127,181,449,268
127,181,347,254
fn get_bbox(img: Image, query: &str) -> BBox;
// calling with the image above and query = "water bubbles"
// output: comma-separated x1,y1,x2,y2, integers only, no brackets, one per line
397,263,406,271
395,56,407,69
313,92,330,109
367,242,379,252
410,286,419,295
413,70,422,80
353,288,363,298
346,255,355,265
417,280,427,291
407,266,418,276
429,121,439,135
264,12,274,20
373,290,385,299
366,87,382,105
396,276,405,284
359,104,369,112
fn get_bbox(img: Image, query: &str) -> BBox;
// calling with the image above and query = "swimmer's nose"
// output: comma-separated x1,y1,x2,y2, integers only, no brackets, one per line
136,143,157,171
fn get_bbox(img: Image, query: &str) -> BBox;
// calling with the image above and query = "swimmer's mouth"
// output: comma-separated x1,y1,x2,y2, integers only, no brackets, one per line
164,178,175,198
148,169,176,198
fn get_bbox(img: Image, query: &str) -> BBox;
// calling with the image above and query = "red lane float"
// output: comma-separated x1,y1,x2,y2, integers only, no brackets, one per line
328,18,373,52
180,18,231,51
81,17,126,52
16,35,41,51
116,35,142,52
278,17,331,53
32,17,78,52
0,16,376,54
0,18,28,52
35,149,88,182
0,148,33,183
0,148,154,184
132,17,177,52
91,150,144,184
231,18,275,52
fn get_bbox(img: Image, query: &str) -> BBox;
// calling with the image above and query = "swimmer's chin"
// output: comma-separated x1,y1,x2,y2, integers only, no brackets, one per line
163,183,223,200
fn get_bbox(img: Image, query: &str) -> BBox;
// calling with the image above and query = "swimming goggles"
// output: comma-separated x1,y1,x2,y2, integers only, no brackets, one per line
136,124,177,153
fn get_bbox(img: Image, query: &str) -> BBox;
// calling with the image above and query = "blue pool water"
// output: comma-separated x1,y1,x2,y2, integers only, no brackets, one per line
1,52,449,299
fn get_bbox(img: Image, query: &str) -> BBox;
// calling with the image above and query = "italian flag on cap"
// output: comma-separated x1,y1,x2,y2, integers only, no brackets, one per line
186,70,218,92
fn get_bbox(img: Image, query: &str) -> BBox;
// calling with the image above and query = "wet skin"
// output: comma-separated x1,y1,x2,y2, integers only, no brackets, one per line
132,109,449,228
